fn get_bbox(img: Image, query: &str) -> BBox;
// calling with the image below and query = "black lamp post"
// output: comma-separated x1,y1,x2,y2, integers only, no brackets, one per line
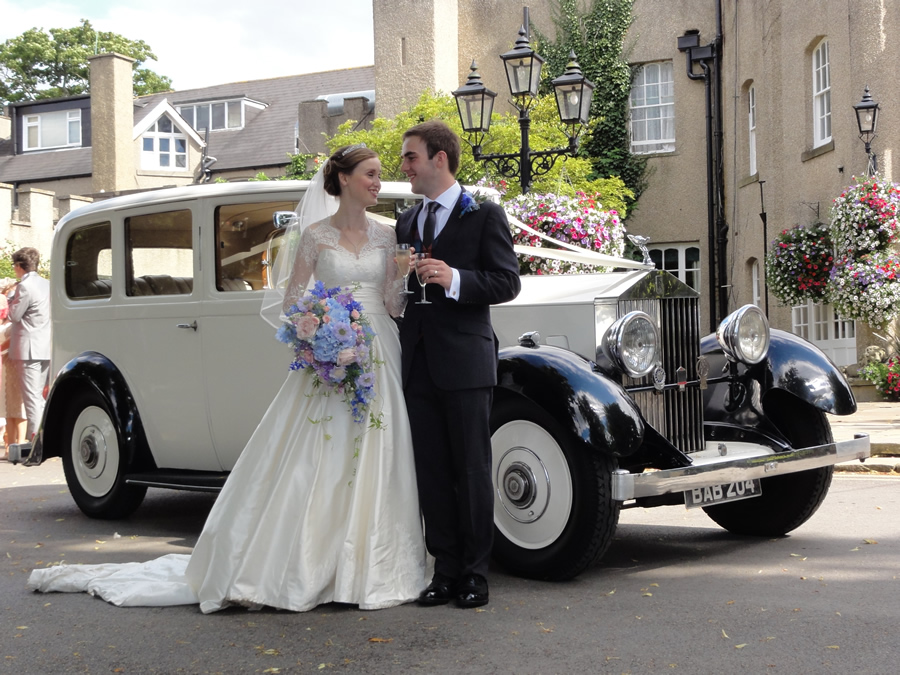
452,27,594,194
853,86,880,176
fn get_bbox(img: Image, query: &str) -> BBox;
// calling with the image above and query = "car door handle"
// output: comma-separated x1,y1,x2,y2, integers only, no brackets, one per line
176,321,198,331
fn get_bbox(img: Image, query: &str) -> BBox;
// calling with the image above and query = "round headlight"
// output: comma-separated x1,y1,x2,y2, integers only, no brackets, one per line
605,311,659,378
716,304,770,364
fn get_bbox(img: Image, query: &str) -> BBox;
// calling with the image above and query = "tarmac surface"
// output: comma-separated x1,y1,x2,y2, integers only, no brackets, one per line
830,400,900,474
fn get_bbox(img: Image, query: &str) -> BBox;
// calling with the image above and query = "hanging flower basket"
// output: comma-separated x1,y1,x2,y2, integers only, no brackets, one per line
764,223,834,305
828,251,900,328
505,192,625,275
830,176,900,256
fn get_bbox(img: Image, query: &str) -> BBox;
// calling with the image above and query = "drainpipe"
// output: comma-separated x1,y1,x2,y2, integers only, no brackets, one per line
713,0,728,323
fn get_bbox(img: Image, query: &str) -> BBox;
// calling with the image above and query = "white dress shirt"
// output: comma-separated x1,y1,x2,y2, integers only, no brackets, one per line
419,183,462,301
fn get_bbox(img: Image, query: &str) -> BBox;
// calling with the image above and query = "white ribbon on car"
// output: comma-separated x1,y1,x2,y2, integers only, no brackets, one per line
505,213,652,271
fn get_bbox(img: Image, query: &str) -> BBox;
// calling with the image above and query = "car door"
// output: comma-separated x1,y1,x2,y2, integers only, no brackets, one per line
199,196,298,470
112,206,219,471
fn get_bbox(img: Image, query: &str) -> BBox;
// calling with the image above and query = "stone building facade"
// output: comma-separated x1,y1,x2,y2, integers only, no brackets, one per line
372,0,898,365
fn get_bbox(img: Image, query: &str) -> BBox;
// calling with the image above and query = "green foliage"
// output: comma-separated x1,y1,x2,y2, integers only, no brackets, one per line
0,242,17,280
533,0,647,212
284,153,321,180
0,19,172,104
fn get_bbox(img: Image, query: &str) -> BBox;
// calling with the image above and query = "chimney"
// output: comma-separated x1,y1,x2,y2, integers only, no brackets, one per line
88,52,137,194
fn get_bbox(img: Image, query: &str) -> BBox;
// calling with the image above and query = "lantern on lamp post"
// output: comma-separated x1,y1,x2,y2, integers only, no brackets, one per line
853,86,880,176
452,27,594,194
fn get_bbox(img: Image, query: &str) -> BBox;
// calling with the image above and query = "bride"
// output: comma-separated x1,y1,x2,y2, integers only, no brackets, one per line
27,145,428,613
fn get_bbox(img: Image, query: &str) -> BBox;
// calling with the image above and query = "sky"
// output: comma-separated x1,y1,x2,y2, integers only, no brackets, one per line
0,0,375,90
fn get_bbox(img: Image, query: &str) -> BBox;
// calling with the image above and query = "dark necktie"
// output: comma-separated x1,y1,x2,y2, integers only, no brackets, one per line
423,201,439,251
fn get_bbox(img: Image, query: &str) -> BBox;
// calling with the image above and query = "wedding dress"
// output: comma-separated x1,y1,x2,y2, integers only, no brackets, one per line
27,218,428,613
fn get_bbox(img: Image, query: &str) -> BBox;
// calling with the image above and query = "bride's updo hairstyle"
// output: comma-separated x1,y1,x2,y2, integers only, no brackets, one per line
322,144,378,197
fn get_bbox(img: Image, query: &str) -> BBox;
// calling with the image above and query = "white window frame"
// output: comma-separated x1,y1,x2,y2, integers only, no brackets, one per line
812,39,831,147
629,61,675,154
639,243,701,291
23,109,82,151
177,99,255,132
141,115,189,171
748,85,757,175
792,301,856,367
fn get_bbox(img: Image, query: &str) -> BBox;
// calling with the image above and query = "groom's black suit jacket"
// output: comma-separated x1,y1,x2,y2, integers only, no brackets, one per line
396,192,521,390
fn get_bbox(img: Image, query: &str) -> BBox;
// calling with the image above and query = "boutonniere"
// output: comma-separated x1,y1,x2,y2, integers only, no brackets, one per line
460,192,480,216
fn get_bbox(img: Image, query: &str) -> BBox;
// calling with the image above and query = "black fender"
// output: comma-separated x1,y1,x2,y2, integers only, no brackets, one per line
30,352,154,471
700,328,856,444
495,344,645,459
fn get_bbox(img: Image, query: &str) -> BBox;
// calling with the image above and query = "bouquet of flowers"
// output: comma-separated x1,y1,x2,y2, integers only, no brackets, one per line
828,251,900,328
830,176,900,256
505,192,625,275
765,223,834,305
276,281,377,423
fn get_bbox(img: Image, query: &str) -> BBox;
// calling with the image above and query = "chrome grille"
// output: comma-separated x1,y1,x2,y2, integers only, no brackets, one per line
620,296,704,453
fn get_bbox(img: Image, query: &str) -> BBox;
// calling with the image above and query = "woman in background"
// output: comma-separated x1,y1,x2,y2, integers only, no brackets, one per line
0,277,25,459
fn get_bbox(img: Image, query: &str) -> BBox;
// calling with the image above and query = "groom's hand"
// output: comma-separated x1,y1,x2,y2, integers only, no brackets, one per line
417,256,451,290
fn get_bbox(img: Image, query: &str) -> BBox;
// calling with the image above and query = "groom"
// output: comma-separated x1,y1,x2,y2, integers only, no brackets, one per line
397,120,521,608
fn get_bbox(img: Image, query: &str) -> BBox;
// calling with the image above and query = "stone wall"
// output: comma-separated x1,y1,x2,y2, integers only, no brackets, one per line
0,182,92,259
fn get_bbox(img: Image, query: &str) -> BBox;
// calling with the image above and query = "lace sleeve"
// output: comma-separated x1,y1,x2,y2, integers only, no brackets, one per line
282,226,319,314
379,225,407,318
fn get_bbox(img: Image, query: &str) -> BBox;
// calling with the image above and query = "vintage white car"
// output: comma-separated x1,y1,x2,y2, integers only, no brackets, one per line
24,180,870,580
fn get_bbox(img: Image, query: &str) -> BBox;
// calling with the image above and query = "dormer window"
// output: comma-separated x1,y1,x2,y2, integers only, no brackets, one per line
24,110,81,151
141,115,188,171
177,98,263,132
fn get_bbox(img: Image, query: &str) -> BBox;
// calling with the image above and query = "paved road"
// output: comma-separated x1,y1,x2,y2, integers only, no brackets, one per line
1,459,897,674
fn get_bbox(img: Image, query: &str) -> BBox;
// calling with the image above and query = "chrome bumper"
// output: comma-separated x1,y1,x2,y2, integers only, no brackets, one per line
612,434,871,501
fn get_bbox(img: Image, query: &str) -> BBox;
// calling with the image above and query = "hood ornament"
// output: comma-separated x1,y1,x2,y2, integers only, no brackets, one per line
627,234,654,267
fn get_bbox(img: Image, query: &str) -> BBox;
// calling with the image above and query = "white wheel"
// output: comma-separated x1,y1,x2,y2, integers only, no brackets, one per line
490,397,619,580
492,420,573,550
61,389,146,519
69,406,120,498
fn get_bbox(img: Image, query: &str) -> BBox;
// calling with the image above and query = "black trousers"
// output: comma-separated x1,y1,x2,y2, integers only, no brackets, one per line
404,341,494,579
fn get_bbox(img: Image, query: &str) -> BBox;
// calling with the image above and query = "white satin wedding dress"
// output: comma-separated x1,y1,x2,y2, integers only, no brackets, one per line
28,219,428,613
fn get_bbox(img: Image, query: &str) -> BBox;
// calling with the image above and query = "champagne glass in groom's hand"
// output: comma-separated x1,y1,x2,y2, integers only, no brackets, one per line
415,250,432,305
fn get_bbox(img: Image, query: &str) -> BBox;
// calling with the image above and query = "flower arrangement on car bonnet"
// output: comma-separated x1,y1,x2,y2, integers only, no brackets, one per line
764,223,834,305
505,192,625,275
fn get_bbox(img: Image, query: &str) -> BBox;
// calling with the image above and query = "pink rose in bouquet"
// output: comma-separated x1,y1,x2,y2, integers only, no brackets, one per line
337,348,358,366
295,314,320,340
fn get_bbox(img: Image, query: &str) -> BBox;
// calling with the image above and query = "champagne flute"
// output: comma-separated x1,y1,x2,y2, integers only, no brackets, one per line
395,243,414,295
415,251,432,305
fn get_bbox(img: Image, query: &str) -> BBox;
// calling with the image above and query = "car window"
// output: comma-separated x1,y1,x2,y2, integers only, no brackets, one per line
125,209,193,296
215,200,296,292
65,221,112,299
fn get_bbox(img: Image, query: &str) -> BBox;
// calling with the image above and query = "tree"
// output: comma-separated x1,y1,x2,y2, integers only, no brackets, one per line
0,19,172,104
533,0,647,212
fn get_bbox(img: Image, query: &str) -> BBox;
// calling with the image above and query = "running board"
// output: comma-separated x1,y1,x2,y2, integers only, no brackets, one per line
125,470,228,492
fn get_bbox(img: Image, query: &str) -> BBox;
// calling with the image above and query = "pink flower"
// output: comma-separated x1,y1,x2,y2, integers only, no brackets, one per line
350,309,360,320
294,315,320,340
337,348,357,366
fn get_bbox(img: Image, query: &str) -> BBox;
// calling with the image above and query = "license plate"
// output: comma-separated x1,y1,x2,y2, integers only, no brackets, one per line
684,479,762,509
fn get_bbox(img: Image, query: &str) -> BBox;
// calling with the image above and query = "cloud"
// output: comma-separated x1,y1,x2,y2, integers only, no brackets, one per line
0,0,374,90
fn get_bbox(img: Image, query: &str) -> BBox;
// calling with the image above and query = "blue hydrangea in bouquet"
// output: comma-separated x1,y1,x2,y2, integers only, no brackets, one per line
275,281,377,423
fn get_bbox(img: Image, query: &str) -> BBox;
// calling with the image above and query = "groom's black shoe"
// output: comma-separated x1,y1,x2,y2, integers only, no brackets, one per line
455,573,489,608
417,574,457,606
